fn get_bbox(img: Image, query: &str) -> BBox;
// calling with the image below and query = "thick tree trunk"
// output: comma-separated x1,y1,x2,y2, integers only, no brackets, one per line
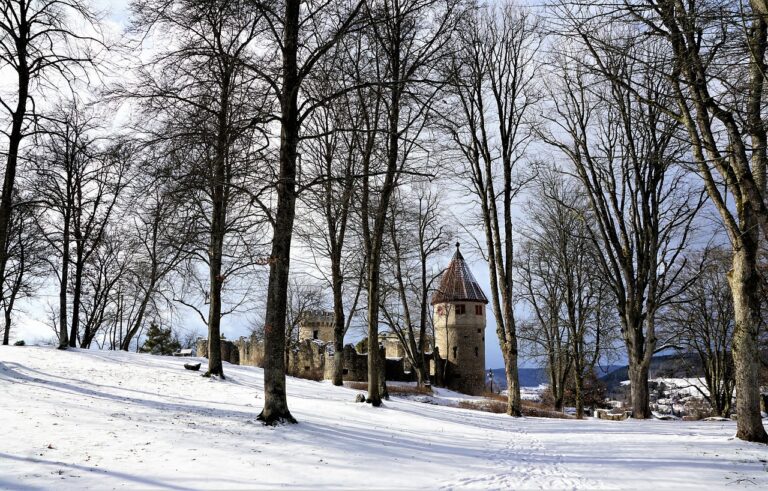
628,361,650,419
366,263,384,406
258,0,300,425
3,291,14,345
729,242,768,443
205,221,225,378
503,350,522,416
574,365,585,419
331,257,345,386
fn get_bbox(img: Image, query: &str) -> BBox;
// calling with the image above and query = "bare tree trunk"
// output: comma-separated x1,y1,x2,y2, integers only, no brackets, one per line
120,276,156,351
0,46,29,312
69,252,84,347
331,258,345,386
574,369,585,419
259,0,300,425
58,210,71,349
729,238,768,443
624,311,653,419
205,193,225,378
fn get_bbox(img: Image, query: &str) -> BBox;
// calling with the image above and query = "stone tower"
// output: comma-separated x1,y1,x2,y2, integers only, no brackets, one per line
298,311,334,343
431,243,488,395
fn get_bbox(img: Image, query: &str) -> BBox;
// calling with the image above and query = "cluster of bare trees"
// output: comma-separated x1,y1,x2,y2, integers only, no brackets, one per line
0,0,766,442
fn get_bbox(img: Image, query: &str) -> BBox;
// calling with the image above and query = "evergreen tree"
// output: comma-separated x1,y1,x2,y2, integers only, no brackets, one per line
141,322,180,355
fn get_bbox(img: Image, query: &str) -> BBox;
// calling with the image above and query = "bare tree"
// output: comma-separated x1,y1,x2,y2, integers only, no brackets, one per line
1,192,46,344
540,45,703,419
298,71,366,385
118,177,191,351
517,167,617,418
356,0,465,407
442,3,541,416
0,0,105,312
381,185,450,387
665,247,736,417
127,0,272,378
253,0,364,424
554,0,768,444
32,102,127,349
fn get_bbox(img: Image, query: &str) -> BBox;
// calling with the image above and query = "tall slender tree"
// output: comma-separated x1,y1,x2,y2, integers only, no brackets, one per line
253,0,364,424
443,3,541,416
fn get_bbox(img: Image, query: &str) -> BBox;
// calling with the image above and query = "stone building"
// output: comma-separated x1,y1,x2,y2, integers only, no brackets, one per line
194,243,488,395
298,310,335,343
380,332,406,359
431,243,488,395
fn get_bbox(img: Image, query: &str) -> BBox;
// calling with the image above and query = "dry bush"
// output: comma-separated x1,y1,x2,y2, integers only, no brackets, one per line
344,382,433,396
388,384,433,396
457,400,508,413
481,391,507,402
344,381,368,391
522,405,574,419
457,398,575,419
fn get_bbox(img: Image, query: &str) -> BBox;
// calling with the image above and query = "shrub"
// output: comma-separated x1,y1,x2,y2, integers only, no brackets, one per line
388,384,433,396
456,398,575,419
343,381,432,396
457,400,507,413
345,381,368,391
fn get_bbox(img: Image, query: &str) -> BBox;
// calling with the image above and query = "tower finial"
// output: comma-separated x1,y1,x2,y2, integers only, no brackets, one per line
456,241,460,252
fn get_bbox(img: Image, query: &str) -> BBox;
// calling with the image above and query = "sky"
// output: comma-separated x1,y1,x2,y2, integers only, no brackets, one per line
8,0,730,371
6,0,544,370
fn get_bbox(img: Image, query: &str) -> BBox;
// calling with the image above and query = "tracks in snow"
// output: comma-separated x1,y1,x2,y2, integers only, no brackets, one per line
439,418,601,490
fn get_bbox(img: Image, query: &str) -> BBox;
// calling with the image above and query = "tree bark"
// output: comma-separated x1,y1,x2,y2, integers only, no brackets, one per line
58,204,71,349
729,239,768,443
331,256,345,386
628,358,651,420
69,246,84,347
259,0,300,425
0,37,29,319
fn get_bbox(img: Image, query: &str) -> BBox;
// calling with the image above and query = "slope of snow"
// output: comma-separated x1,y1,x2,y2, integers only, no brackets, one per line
1,346,767,490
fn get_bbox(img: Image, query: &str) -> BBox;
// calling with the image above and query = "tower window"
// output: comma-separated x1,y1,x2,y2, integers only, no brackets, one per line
477,328,481,333
475,347,479,357
475,305,483,315
452,346,458,360
456,304,466,315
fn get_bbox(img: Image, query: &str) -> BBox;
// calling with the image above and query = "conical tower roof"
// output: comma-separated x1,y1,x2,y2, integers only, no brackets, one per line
431,243,489,305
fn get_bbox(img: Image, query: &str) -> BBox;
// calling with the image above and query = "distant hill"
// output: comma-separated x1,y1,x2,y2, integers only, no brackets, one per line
488,359,705,391
488,364,623,390
598,353,705,394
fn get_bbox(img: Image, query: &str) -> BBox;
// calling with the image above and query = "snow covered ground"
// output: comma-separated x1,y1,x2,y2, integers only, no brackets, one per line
1,346,767,490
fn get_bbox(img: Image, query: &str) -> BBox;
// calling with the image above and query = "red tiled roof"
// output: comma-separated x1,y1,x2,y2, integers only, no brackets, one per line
431,243,489,305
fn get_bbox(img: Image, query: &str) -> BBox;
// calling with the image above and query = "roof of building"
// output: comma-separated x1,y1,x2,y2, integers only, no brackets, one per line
431,243,489,305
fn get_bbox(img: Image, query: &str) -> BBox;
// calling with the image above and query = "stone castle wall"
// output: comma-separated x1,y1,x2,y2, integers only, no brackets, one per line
196,339,240,365
196,325,484,395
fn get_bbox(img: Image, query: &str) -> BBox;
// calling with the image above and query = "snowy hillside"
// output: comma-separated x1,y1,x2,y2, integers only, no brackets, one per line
1,346,767,489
